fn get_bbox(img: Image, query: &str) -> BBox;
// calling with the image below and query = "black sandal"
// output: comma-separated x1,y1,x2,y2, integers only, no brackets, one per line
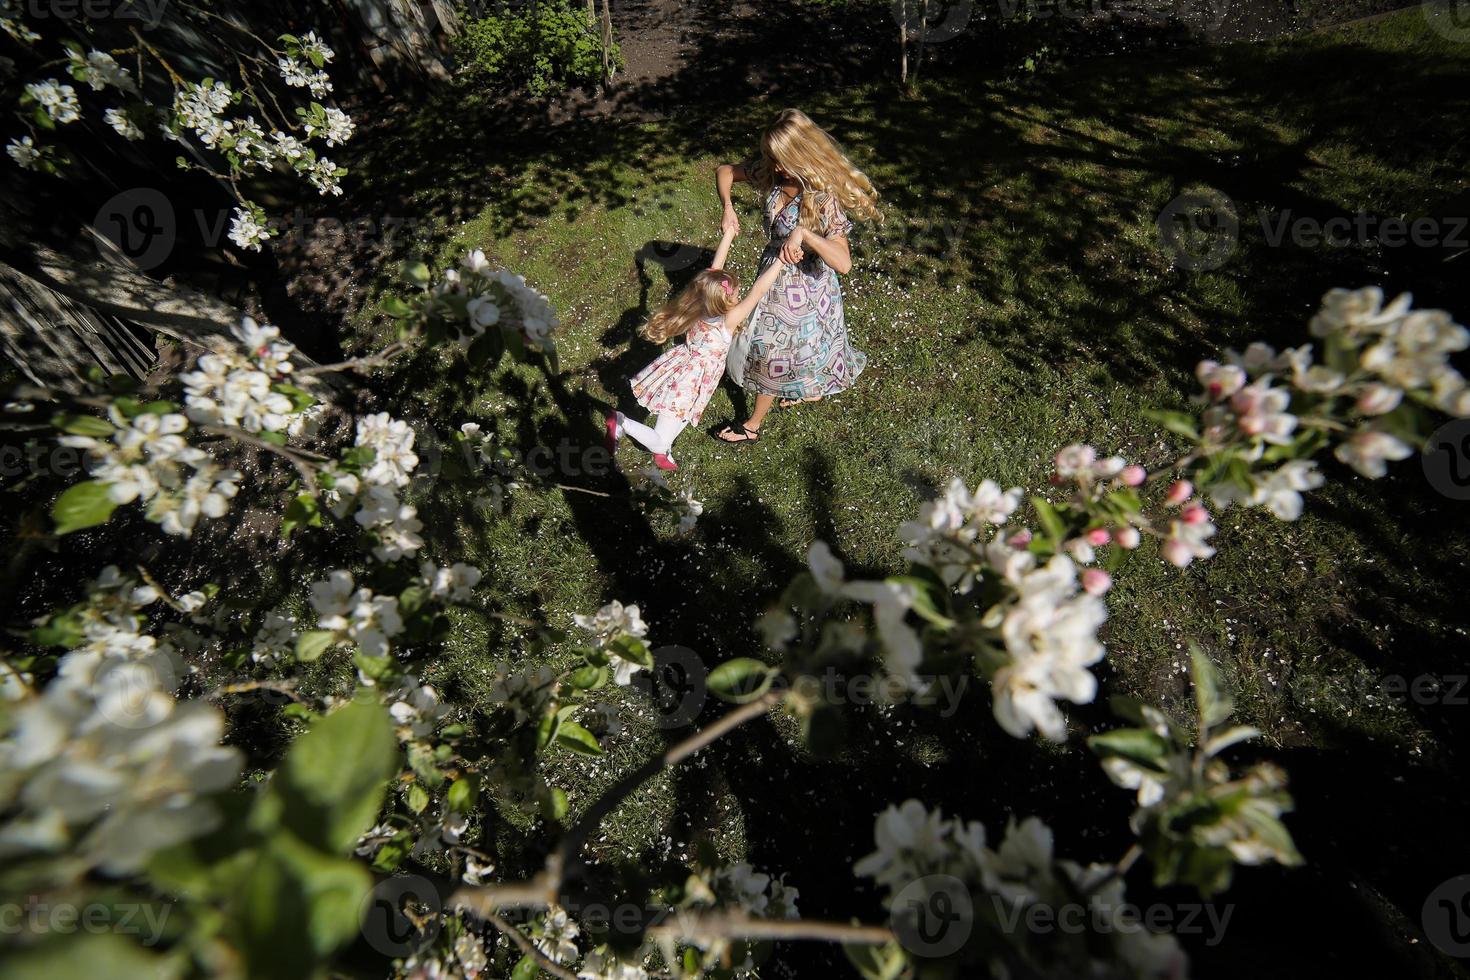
716,422,761,444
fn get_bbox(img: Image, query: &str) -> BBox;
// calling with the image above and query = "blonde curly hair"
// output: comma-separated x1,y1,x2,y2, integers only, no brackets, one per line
750,108,882,232
641,269,740,344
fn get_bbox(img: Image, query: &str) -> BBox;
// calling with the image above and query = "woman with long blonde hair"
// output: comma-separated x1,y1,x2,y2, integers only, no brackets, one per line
713,108,880,444
607,224,789,471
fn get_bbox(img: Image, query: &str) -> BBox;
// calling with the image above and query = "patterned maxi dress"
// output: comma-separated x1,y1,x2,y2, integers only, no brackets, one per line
728,187,865,399
630,315,733,425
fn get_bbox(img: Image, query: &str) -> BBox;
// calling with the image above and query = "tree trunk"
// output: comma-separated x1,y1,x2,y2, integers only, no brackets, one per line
600,0,614,86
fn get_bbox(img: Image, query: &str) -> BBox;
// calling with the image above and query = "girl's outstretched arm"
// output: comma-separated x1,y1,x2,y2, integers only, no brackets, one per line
725,248,789,330
710,225,738,271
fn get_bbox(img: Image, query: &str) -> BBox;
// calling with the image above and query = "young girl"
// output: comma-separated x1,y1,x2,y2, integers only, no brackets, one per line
607,226,788,471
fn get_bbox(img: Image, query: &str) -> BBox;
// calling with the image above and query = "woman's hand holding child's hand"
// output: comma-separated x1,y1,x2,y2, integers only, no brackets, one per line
779,226,806,265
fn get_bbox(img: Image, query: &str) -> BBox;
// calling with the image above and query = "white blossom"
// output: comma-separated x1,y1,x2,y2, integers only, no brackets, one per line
26,79,81,124
104,107,144,140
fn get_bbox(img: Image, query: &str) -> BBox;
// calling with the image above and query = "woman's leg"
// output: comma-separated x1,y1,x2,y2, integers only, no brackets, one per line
744,393,777,432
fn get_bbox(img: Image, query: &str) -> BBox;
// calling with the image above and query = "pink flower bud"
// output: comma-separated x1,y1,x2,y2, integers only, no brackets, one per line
1165,480,1193,506
1008,530,1033,549
1082,568,1113,595
1182,505,1209,525
1086,528,1111,547
1120,465,1146,487
1116,526,1141,549
1162,538,1193,568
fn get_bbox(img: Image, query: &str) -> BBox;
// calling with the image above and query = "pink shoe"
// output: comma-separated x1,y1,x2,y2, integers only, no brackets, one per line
605,414,622,453
652,453,679,472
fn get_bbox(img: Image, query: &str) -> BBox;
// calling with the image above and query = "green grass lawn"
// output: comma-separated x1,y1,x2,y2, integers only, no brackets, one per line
328,8,1470,975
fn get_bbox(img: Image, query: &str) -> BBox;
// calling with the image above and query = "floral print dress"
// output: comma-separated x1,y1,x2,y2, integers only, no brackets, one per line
630,315,732,424
729,187,865,399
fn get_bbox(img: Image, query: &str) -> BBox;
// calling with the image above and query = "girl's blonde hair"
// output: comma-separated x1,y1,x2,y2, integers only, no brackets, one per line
752,108,882,231
641,269,740,344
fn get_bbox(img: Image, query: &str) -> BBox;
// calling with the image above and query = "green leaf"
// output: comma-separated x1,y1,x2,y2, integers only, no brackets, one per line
403,261,432,287
295,630,337,663
1029,495,1067,545
609,634,654,670
240,831,374,976
380,295,415,319
282,494,322,538
405,781,430,814
844,941,908,980
708,658,774,704
3,933,171,980
555,721,603,757
261,700,399,854
1142,408,1201,441
52,481,119,535
568,665,606,690
51,412,116,437
1189,643,1234,730
272,383,317,413
31,606,84,648
256,430,289,447
1203,725,1261,757
511,956,539,980
543,786,569,821
447,774,479,814
887,575,954,628
1088,727,1172,770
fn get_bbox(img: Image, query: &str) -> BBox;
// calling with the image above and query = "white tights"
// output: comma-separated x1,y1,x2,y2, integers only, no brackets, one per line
618,412,688,456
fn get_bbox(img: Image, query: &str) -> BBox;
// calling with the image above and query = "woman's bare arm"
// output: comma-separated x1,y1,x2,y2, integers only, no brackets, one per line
783,226,852,275
716,163,749,235
726,249,788,329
